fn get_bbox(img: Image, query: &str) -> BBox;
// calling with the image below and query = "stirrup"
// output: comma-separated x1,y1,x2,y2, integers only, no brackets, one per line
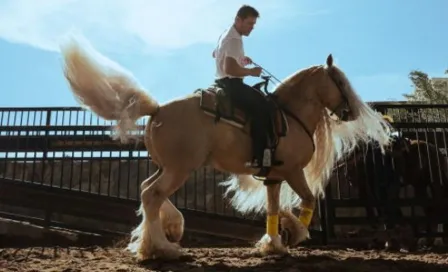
244,149,273,168
245,159,262,168
262,149,272,167
263,148,284,167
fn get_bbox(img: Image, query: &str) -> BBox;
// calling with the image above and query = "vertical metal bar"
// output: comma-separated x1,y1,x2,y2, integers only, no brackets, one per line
49,110,58,187
22,110,31,182
4,111,10,180
60,109,66,188
107,150,112,197
41,110,51,185
69,110,75,190
11,110,22,180
433,110,443,187
31,110,38,183
0,110,4,179
79,110,86,191
438,108,448,158
203,166,207,212
88,112,94,193
11,111,17,177
117,150,122,198
221,171,225,215
127,150,132,199
135,151,140,200
98,116,105,196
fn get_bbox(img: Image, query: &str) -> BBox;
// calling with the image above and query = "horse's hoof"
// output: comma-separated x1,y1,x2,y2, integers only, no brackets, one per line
256,234,289,256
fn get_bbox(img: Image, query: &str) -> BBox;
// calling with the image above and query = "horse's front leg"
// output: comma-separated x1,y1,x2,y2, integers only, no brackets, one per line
255,182,288,256
279,170,313,247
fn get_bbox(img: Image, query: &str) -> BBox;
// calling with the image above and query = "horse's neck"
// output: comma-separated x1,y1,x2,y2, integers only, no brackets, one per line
281,93,324,136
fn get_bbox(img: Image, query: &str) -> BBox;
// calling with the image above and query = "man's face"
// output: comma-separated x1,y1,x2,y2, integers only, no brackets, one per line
236,16,257,36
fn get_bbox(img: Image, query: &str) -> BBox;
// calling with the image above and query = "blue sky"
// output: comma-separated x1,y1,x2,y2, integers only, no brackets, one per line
0,0,447,108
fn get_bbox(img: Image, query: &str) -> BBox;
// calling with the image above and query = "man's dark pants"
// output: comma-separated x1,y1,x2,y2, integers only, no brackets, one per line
215,77,271,164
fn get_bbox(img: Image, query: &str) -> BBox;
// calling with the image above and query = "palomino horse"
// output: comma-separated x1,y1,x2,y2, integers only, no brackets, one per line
59,35,391,261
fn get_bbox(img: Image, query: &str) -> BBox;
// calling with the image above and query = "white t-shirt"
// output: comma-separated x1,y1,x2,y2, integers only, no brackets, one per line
213,26,245,79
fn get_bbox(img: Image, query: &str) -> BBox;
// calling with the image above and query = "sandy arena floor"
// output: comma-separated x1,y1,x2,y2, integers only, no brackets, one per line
2,240,448,272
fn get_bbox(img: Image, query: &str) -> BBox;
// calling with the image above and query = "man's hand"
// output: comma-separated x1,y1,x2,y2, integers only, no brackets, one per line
249,67,262,77
241,56,253,66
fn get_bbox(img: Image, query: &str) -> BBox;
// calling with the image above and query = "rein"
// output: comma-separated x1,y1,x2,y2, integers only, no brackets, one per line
254,60,351,121
251,62,315,152
251,61,352,153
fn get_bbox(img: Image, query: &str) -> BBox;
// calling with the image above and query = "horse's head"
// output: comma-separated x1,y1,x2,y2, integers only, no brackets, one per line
318,54,354,122
274,54,362,123
271,55,392,197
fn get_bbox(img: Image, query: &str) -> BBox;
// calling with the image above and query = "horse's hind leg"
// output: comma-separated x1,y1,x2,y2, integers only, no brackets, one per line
141,169,185,243
160,199,184,243
133,168,189,261
129,168,184,247
128,169,162,254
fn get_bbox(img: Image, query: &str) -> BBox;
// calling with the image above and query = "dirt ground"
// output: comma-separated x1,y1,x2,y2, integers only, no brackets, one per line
2,235,448,272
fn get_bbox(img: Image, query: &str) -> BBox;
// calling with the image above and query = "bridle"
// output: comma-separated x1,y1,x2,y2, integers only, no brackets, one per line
326,71,351,122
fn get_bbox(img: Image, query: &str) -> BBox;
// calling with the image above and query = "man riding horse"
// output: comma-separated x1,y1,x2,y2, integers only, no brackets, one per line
212,5,273,168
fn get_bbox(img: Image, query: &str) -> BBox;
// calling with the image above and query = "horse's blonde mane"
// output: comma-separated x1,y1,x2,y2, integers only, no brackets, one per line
302,64,391,198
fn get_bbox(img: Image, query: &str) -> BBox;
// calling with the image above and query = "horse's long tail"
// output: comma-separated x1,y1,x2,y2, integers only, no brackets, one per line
59,35,159,143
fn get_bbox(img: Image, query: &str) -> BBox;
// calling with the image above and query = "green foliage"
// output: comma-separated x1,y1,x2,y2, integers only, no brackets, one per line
378,69,448,124
403,69,448,104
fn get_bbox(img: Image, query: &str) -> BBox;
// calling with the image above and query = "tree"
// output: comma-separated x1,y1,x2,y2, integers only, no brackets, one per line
403,69,448,104
378,69,448,123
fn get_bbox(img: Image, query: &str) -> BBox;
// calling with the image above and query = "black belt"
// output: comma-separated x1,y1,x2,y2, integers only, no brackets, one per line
216,77,243,83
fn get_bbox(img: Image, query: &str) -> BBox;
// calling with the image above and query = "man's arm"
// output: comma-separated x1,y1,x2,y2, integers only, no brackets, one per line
222,39,253,77
224,57,253,77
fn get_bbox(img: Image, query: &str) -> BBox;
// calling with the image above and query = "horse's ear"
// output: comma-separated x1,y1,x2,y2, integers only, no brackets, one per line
326,54,333,67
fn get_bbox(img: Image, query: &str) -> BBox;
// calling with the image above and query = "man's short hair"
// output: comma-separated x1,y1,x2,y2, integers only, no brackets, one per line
236,5,259,19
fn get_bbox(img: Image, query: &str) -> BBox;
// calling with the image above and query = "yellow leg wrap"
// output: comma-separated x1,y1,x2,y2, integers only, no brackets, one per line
266,214,279,236
298,207,314,227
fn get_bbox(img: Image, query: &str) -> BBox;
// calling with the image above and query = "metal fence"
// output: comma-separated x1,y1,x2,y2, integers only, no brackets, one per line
1,103,448,243
323,102,448,241
0,107,240,219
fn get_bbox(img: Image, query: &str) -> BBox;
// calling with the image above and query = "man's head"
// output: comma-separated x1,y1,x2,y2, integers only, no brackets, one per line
234,5,259,36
